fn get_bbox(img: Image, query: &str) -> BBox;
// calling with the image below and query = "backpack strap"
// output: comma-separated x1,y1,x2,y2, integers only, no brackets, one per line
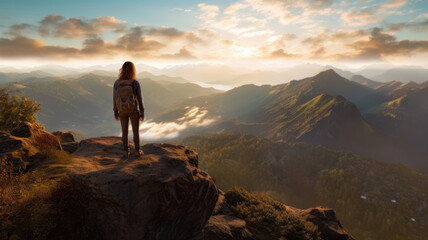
117,79,134,87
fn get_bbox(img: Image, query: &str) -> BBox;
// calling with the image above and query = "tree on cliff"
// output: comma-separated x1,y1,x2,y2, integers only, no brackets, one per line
0,85,40,132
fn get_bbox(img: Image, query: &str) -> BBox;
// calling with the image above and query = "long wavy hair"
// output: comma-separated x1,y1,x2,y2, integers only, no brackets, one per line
118,61,136,80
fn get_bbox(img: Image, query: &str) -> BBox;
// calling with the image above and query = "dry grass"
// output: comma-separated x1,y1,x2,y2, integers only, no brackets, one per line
32,132,63,151
0,130,74,239
0,159,58,240
31,132,72,168
0,162,120,240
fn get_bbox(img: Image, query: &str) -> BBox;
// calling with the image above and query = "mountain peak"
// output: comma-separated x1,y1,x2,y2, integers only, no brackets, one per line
314,69,342,79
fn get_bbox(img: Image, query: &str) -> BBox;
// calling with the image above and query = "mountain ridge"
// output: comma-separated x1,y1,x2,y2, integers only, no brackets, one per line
153,69,427,170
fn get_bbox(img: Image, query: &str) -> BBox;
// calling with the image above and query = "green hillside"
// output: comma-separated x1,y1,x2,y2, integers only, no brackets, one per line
180,132,428,240
266,69,383,114
158,70,425,170
367,85,428,157
350,75,382,89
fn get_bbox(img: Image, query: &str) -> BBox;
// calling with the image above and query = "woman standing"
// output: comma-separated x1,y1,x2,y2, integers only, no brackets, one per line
113,61,144,158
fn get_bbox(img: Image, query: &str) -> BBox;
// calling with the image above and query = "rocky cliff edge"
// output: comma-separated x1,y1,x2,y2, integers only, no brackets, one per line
0,122,355,240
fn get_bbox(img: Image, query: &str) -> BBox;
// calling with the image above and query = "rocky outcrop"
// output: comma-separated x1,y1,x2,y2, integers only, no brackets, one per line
211,190,231,215
1,123,355,240
11,121,47,138
0,122,60,171
52,130,76,143
52,130,87,143
295,207,355,240
205,190,355,240
55,137,218,240
52,130,87,153
203,215,266,240
0,131,35,171
60,141,80,153
203,190,267,240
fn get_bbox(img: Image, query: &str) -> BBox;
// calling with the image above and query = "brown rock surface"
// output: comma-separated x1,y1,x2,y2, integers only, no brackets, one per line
56,136,219,240
295,207,355,240
52,130,76,143
0,131,37,171
203,190,268,240
0,122,61,171
203,215,266,240
11,121,46,138
211,190,230,215
52,130,87,153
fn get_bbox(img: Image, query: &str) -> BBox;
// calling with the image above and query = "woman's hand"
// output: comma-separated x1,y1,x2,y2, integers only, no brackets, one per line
139,113,144,122
114,114,119,121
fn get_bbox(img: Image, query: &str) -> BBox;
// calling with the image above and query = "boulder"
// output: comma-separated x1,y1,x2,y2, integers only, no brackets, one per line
61,142,80,153
52,130,87,153
211,190,230,215
296,207,355,240
0,130,40,172
53,137,219,240
11,122,61,150
0,122,62,171
203,215,266,240
52,130,75,143
11,121,48,138
203,191,264,240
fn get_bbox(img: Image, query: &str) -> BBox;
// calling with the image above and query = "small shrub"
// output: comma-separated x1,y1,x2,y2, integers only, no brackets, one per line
225,187,321,240
0,85,40,132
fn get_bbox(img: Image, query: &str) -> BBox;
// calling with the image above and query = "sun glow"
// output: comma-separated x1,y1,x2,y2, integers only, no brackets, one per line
243,48,253,57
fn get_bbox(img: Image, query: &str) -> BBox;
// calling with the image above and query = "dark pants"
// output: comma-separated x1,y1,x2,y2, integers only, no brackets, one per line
119,112,140,151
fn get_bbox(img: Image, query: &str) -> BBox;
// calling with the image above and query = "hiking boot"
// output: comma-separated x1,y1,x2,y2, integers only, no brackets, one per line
123,148,130,159
135,149,144,158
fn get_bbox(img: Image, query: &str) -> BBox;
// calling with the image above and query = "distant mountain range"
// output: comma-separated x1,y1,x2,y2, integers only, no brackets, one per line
2,63,428,87
0,70,54,85
8,73,220,136
156,70,428,171
372,67,428,83
3,67,428,171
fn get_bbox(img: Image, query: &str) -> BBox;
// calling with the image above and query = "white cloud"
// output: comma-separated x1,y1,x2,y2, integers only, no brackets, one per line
198,3,219,21
245,0,297,25
341,0,408,27
381,0,406,8
224,3,249,15
341,1,351,6
418,13,428,19
172,7,192,12
138,106,218,140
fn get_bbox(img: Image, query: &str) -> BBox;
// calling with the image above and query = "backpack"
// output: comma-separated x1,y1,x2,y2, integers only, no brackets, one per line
115,79,136,114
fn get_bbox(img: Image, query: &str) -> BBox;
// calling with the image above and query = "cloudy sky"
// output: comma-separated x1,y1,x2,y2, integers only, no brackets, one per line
1,0,427,66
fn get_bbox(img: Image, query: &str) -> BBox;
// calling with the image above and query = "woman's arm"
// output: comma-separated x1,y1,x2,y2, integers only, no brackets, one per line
134,81,145,117
113,82,119,118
